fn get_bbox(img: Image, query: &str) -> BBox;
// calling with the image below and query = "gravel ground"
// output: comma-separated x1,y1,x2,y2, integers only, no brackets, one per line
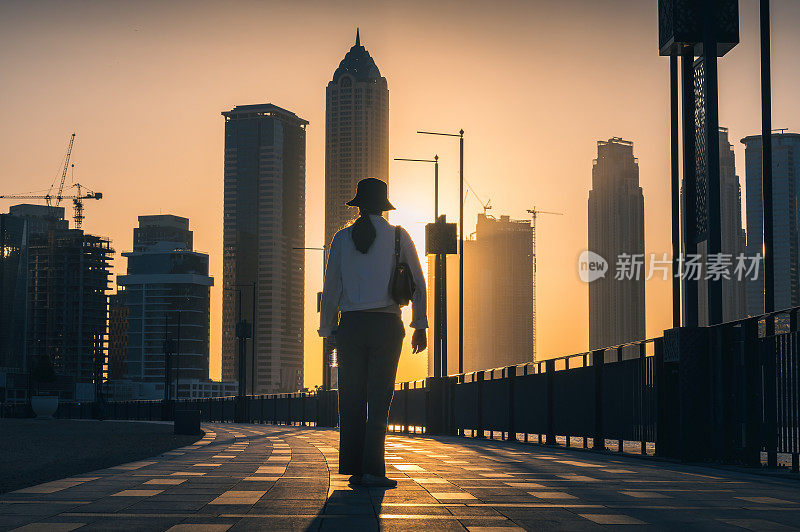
0,419,201,493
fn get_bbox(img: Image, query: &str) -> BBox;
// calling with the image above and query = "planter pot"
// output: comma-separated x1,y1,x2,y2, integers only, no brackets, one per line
31,395,59,419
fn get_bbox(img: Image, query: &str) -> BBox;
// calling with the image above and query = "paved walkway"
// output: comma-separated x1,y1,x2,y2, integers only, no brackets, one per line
2,423,799,531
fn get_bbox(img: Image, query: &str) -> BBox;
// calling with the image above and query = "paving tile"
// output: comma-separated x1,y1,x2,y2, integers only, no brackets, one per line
717,519,796,530
578,514,647,525
110,489,165,497
165,524,233,532
527,491,577,499
428,492,478,501
737,497,797,505
620,490,671,498
208,490,267,505
465,526,526,531
393,464,424,472
10,524,86,532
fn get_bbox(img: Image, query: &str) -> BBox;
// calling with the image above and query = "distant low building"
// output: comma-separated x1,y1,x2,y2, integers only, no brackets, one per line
117,215,213,398
103,378,238,401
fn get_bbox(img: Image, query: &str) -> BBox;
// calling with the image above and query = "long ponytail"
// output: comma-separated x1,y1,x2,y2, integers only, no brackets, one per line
351,209,377,253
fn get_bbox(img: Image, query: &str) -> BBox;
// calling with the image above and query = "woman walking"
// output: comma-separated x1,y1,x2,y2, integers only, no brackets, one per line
319,178,428,488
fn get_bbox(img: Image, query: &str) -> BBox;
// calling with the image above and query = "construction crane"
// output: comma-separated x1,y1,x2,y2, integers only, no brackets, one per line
50,133,76,208
0,133,103,229
0,187,102,230
526,206,564,362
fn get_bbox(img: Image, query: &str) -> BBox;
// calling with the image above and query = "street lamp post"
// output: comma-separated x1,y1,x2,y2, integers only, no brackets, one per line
418,130,465,373
224,283,255,396
292,247,327,389
394,155,447,376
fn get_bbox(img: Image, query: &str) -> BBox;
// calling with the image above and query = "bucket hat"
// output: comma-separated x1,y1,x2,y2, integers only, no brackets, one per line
346,178,395,211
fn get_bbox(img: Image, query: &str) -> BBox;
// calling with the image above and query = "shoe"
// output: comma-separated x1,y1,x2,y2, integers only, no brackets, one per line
348,474,362,486
361,474,397,488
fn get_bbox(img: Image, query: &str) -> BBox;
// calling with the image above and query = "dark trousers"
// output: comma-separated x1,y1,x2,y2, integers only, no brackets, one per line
336,311,405,476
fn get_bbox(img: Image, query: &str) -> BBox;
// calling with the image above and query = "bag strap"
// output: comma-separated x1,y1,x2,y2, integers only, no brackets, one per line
394,226,401,266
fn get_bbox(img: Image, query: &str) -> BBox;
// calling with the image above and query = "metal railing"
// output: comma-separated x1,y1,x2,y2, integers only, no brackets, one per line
46,307,799,470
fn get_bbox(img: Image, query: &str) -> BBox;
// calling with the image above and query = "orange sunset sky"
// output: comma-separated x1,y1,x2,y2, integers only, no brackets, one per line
1,0,799,387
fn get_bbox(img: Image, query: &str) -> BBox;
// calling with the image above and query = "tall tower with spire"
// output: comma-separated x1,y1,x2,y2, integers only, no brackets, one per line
320,30,389,391
324,29,389,262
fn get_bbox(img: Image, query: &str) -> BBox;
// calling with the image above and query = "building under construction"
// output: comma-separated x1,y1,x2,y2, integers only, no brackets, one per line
15,204,113,400
428,213,534,375
0,214,28,372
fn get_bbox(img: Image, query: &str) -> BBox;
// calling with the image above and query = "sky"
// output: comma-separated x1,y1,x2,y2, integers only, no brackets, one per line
1,0,799,387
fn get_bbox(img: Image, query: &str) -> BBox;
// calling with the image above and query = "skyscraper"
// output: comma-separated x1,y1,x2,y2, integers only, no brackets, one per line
221,104,307,394
429,214,533,375
324,29,389,257
588,138,645,350
117,215,213,394
741,131,800,315
322,30,389,388
696,128,747,323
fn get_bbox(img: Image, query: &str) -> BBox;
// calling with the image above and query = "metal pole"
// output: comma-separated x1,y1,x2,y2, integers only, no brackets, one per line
670,54,681,328
434,155,439,219
703,2,723,326
441,249,448,376
175,309,181,400
163,312,170,402
251,281,256,395
761,0,777,471
237,289,244,396
434,156,441,377
761,0,774,316
458,130,464,374
415,130,462,373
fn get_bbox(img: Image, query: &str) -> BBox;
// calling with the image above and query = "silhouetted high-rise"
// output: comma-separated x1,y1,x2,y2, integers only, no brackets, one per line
221,104,307,394
588,138,645,350
696,128,747,323
117,215,212,395
0,213,28,372
742,131,800,315
324,29,389,259
430,214,533,375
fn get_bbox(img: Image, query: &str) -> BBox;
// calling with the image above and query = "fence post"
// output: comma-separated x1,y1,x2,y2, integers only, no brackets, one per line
476,371,485,439
743,317,761,466
593,349,604,450
791,310,799,473
617,346,624,452
403,382,409,434
545,360,555,445
639,342,647,455
765,314,778,468
507,365,517,442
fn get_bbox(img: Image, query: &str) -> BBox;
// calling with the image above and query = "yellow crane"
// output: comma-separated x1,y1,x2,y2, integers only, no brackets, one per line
526,207,563,361
0,133,102,229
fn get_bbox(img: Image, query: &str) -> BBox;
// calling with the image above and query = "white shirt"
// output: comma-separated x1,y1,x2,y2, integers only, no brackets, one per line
318,215,428,337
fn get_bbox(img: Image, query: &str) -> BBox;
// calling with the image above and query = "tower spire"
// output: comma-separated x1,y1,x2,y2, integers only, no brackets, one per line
355,27,360,47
